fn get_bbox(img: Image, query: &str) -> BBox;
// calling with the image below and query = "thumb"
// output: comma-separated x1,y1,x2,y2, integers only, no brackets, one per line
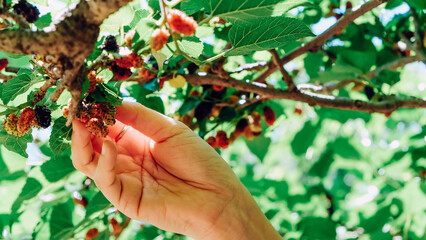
94,140,121,203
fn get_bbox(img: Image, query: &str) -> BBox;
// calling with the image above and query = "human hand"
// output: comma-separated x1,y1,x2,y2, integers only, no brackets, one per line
71,102,281,240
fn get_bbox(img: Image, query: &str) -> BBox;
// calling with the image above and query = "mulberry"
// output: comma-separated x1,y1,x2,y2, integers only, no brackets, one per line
102,35,119,52
0,58,9,71
85,228,99,240
115,52,144,69
86,118,108,138
138,68,156,80
262,106,276,126
206,136,217,149
17,108,36,133
215,131,229,149
167,9,198,36
150,28,170,51
235,118,248,136
13,0,39,23
34,105,51,128
87,71,103,93
110,62,132,80
4,114,25,137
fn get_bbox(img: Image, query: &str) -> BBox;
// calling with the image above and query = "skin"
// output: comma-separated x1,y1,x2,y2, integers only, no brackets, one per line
71,102,282,240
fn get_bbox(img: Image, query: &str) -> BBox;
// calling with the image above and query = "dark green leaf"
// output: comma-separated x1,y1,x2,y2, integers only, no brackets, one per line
374,69,400,87
129,84,165,114
41,155,75,182
49,117,72,156
333,138,360,159
11,178,42,213
226,17,313,56
297,217,336,239
361,205,391,233
245,135,271,161
291,121,319,155
34,13,52,29
90,83,122,106
316,108,371,123
309,149,334,178
178,97,201,116
336,49,376,74
49,200,74,240
85,191,111,217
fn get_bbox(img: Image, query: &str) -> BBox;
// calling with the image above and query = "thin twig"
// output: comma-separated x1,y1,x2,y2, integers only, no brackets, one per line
269,49,295,91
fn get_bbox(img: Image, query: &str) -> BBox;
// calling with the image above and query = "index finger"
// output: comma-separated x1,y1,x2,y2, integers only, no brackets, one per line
115,102,187,142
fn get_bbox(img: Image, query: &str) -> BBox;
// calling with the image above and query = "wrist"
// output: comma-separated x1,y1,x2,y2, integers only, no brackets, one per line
193,185,281,240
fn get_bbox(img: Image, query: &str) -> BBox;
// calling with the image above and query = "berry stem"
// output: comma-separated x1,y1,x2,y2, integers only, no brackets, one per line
0,104,19,110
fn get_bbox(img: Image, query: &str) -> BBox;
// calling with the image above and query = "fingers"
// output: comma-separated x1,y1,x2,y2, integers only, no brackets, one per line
71,119,99,178
116,102,187,142
93,140,121,203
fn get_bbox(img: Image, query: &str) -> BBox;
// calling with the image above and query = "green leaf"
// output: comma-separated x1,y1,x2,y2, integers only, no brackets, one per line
49,200,74,240
181,0,316,23
336,49,376,74
178,37,204,58
85,191,111,217
226,17,313,56
1,73,33,104
316,108,371,123
178,97,201,116
374,69,400,87
0,126,32,158
245,135,271,161
34,13,52,29
291,121,320,156
129,84,165,114
41,155,75,182
129,9,150,28
360,205,391,233
0,148,9,177
333,137,360,159
309,149,334,178
49,117,72,155
11,178,43,213
90,83,122,106
297,217,336,239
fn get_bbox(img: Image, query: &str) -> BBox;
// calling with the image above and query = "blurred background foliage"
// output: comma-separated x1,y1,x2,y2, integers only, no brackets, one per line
0,0,425,239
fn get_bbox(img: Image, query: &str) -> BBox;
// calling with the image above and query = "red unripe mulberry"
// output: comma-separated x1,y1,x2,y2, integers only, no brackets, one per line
85,228,99,240
263,106,276,126
167,9,198,36
150,28,170,51
17,108,36,133
213,85,224,91
206,136,217,149
235,118,248,136
0,58,8,71
215,131,229,149
110,218,123,234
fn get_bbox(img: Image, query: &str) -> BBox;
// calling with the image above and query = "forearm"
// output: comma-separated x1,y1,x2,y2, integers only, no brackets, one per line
196,186,282,240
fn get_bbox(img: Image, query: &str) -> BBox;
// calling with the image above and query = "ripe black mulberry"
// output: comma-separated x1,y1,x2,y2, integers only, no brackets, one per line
35,105,51,128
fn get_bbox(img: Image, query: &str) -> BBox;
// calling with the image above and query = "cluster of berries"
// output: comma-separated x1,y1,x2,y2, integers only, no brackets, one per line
205,107,277,149
4,106,51,137
13,0,40,23
64,101,116,138
150,9,197,51
101,35,145,80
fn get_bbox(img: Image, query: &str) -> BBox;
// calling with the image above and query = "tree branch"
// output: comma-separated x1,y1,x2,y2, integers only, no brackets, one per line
254,0,391,83
365,55,421,79
185,74,426,114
